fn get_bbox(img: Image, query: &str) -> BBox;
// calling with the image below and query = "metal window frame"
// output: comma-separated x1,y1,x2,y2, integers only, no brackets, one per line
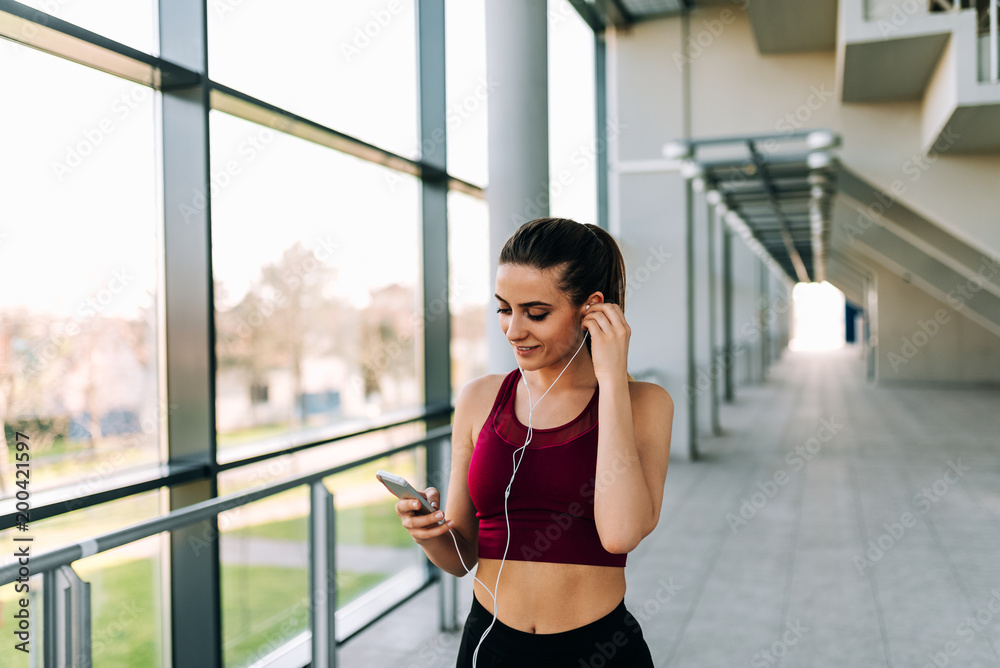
0,0,485,665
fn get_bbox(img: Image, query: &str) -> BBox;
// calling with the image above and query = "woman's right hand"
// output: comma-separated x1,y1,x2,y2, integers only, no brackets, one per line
395,486,455,543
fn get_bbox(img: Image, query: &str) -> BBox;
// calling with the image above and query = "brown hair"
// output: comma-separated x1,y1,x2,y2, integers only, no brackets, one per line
499,217,633,381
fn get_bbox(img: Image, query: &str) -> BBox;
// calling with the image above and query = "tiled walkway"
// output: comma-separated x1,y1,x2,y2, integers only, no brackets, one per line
339,346,1000,667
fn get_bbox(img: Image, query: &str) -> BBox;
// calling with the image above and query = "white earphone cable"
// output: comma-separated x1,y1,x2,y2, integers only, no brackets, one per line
449,319,590,667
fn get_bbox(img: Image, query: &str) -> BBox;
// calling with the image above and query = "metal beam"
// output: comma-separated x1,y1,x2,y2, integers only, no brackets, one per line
416,0,456,635
593,0,633,27
158,0,221,666
0,0,199,88
747,141,811,283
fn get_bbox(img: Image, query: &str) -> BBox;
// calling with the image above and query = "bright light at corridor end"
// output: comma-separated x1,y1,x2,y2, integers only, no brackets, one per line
789,282,846,351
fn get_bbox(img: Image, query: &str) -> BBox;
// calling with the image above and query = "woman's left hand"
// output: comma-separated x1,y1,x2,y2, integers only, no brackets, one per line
581,302,631,384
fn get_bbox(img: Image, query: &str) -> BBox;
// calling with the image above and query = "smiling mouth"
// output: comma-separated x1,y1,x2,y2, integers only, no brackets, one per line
515,345,539,351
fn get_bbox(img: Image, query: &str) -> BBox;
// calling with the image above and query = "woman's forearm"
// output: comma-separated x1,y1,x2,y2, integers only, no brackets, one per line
416,526,478,578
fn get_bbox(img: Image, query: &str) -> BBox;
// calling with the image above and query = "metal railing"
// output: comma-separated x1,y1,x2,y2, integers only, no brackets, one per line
0,425,453,668
987,0,999,81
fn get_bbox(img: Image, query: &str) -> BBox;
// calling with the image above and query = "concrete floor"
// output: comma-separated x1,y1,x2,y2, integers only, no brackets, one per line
338,345,1000,667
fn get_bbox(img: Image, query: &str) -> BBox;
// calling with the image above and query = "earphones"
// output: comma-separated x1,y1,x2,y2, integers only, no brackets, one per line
447,303,593,665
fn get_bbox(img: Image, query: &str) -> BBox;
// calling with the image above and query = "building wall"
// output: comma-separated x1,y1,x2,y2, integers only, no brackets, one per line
608,7,999,402
682,4,1000,258
872,260,1000,383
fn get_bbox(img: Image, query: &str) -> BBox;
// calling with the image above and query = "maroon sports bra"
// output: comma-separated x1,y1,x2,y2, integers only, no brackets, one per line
467,368,627,568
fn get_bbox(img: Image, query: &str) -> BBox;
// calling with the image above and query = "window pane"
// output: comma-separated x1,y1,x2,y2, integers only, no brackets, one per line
16,0,158,54
548,0,598,224
326,448,428,636
448,191,489,394
0,575,42,667
446,0,489,187
77,536,167,668
220,487,310,668
0,44,160,502
211,111,424,461
208,0,419,159
0,491,163,667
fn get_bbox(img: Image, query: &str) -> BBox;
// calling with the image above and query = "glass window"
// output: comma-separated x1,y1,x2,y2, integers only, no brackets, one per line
448,191,490,395
220,487,310,668
210,111,423,462
0,44,160,502
548,0,598,225
208,0,419,160
15,0,158,54
446,0,489,187
0,491,164,667
77,536,167,668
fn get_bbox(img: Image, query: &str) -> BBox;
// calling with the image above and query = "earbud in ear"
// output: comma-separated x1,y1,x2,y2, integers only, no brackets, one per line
585,304,590,310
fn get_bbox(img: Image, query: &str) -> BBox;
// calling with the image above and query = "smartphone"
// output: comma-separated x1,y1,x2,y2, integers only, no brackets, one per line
376,470,446,525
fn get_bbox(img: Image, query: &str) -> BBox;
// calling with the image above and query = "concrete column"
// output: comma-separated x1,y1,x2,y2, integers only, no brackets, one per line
692,185,713,439
485,0,549,373
731,237,760,387
606,21,693,459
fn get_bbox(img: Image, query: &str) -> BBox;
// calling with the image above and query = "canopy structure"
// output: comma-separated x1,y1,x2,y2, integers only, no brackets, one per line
665,130,841,284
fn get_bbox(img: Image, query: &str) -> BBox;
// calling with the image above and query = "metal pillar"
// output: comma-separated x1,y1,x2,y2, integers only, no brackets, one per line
595,31,609,231
310,483,337,667
722,226,734,403
685,179,698,460
485,0,550,373
707,203,721,435
416,0,458,633
159,1,222,666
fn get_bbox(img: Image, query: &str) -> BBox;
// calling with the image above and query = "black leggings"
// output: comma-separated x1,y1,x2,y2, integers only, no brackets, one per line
455,594,654,668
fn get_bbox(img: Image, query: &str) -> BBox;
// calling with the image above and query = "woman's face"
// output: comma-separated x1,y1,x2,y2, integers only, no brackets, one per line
494,263,589,369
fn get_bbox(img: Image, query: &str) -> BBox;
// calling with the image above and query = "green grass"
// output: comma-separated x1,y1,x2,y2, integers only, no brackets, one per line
224,500,414,549
217,423,291,447
0,557,397,668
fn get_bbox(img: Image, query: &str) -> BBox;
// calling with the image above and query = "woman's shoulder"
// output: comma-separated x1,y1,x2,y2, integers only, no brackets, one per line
455,372,511,415
627,380,674,414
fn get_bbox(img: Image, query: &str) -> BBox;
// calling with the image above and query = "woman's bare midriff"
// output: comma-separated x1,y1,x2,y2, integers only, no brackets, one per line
472,557,626,634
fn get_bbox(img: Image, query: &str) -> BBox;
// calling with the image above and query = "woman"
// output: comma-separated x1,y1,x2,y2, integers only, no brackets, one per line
395,217,674,667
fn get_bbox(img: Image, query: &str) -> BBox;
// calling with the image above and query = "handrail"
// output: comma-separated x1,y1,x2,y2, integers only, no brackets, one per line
991,0,998,82
0,404,453,530
0,424,452,585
